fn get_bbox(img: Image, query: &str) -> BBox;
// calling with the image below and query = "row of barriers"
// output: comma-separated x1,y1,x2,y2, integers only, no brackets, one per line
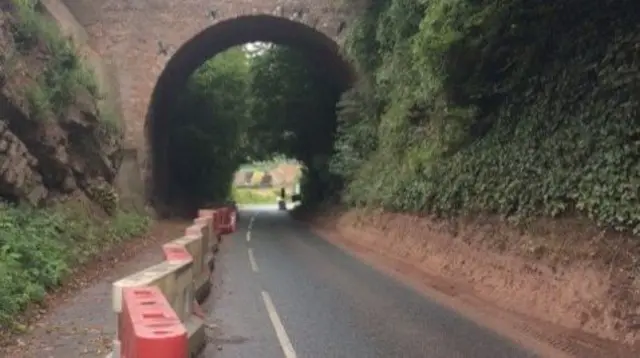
106,207,237,358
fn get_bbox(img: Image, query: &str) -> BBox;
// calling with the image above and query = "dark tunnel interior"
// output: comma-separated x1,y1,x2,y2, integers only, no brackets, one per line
145,15,356,211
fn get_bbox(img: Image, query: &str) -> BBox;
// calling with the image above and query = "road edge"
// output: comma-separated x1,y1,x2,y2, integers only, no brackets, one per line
300,213,639,358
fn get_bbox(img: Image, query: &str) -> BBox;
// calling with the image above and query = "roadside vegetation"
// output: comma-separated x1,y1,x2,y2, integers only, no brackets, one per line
330,0,640,233
2,0,635,345
155,0,639,237
11,0,118,129
319,0,640,344
0,0,150,331
1,0,633,347
0,202,149,329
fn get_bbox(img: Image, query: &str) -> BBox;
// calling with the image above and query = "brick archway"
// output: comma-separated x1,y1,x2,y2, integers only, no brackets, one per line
145,15,355,207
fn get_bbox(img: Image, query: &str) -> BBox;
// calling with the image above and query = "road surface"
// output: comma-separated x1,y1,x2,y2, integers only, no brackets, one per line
201,206,538,358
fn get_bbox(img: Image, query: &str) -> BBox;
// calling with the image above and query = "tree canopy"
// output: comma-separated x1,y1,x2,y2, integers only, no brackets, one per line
165,0,640,235
330,0,640,233
164,44,343,211
166,48,251,209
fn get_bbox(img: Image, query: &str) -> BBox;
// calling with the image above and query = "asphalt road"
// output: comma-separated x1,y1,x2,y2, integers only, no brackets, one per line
201,207,538,358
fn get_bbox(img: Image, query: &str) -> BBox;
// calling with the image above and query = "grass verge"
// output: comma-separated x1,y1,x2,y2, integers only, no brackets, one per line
232,187,280,204
0,201,150,330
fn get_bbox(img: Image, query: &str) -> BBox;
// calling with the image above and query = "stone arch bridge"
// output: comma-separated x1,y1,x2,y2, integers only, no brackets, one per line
48,0,358,206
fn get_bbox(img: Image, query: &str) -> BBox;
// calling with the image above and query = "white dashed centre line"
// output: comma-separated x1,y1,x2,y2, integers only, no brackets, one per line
247,214,256,242
248,248,259,272
262,291,297,358
246,213,294,357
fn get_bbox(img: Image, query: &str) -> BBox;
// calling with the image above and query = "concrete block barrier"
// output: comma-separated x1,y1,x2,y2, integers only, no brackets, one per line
213,207,237,236
199,208,229,254
119,286,188,358
106,207,236,358
182,222,213,303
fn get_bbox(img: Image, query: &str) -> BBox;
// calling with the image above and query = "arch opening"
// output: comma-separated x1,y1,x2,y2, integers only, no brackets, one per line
146,15,356,214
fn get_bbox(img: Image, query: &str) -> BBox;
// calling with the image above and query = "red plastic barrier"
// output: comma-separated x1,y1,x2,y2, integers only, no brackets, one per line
162,244,192,262
217,207,237,235
210,209,220,233
219,209,226,233
120,287,188,358
217,207,228,234
196,206,236,236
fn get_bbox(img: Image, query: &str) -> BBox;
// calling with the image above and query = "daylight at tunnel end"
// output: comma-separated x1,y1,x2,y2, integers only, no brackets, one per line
144,15,356,210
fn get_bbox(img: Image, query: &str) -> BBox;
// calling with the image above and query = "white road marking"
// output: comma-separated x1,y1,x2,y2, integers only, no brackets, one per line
261,291,297,358
247,214,256,242
248,248,259,272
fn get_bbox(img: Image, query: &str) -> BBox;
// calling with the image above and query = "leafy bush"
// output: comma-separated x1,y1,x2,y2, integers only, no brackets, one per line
0,0,145,331
0,202,149,328
247,46,343,206
331,0,640,232
11,0,102,120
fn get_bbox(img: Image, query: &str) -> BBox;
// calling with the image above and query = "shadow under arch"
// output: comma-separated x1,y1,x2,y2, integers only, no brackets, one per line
146,14,356,211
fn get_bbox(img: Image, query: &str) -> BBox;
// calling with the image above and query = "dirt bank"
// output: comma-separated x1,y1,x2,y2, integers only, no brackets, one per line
307,208,640,357
0,2,122,209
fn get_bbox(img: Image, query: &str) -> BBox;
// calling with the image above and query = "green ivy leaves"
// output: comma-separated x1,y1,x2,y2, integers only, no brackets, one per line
331,0,640,234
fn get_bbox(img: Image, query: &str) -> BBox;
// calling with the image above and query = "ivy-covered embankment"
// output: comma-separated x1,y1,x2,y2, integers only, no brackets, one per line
331,0,640,234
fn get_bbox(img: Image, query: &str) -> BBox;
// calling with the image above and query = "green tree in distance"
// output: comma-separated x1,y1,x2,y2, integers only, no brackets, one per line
165,44,344,209
166,47,251,209
247,46,343,205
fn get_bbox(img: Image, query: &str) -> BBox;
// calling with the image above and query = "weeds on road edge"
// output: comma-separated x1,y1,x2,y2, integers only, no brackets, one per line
0,202,150,331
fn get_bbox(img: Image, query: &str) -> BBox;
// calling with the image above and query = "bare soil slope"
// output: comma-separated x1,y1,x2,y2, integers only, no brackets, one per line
308,208,640,357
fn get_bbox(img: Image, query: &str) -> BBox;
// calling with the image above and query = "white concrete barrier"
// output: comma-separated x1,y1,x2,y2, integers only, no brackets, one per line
106,207,235,358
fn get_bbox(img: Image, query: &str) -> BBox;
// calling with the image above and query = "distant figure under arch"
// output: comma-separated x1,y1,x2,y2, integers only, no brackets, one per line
145,15,356,211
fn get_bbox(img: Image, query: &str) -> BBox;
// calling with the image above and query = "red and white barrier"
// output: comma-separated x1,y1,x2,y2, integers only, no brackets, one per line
119,287,188,358
107,206,237,358
216,207,237,235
